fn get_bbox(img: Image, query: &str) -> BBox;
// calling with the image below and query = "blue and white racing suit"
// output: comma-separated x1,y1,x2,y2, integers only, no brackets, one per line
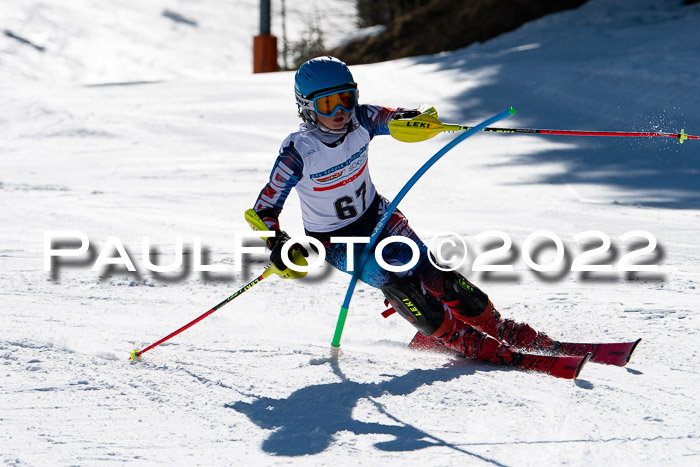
253,105,434,288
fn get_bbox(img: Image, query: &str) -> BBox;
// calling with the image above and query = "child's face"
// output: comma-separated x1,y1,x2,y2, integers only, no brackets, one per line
316,109,351,130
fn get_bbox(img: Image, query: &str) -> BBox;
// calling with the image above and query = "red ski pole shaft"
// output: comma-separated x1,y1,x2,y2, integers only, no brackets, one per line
460,126,698,143
129,266,273,360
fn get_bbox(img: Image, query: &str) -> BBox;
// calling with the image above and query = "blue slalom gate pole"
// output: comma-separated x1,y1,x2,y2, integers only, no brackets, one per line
330,107,515,357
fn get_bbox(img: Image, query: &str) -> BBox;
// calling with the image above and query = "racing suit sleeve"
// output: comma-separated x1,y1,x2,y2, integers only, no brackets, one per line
252,140,304,233
356,105,426,139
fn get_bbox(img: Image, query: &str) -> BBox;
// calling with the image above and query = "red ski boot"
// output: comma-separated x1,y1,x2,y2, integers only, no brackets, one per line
420,269,559,352
414,315,589,379
495,318,560,353
432,316,519,365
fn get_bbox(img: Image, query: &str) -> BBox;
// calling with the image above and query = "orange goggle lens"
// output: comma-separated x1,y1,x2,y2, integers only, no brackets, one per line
313,90,356,117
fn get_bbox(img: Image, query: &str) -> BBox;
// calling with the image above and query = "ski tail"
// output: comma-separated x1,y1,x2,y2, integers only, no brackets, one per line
408,331,453,353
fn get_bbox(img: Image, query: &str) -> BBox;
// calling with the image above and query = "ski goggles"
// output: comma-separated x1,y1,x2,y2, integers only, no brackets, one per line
312,89,357,117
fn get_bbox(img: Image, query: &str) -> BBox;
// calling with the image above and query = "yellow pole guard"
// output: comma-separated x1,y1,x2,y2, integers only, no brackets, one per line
244,208,308,279
388,113,463,143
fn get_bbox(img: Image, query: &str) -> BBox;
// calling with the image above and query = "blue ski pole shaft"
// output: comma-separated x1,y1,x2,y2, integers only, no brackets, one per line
330,107,515,355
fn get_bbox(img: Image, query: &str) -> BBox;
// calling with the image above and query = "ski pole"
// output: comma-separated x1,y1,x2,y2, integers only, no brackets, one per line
129,266,274,360
388,111,698,144
462,126,697,143
330,106,516,358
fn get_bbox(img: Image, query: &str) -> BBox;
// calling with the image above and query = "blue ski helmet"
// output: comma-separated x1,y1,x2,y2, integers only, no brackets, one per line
294,56,357,126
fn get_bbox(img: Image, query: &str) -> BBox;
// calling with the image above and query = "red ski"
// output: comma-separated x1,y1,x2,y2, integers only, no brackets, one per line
409,333,641,367
517,352,591,380
558,339,641,366
408,332,590,379
409,331,457,354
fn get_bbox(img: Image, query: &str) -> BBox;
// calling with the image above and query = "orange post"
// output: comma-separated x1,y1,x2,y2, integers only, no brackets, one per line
253,34,279,73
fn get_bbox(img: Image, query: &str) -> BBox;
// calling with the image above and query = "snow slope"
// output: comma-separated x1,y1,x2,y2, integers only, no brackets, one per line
1,0,699,465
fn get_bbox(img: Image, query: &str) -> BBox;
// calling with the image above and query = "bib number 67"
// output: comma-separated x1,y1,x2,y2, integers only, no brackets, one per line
333,182,367,220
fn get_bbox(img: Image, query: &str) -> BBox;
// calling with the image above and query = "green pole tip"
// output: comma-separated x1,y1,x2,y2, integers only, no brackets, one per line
679,129,687,144
509,107,516,115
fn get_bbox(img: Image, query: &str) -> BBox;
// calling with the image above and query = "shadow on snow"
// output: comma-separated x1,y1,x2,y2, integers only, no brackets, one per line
409,6,700,209
226,358,506,465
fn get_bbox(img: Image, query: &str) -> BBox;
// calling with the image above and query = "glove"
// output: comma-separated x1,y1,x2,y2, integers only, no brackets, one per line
388,105,442,143
392,104,438,121
267,230,309,279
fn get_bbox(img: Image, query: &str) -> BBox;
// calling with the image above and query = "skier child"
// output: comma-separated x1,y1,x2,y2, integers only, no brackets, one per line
251,56,562,368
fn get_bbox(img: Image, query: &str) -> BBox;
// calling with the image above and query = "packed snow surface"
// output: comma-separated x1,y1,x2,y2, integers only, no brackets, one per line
1,0,699,465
